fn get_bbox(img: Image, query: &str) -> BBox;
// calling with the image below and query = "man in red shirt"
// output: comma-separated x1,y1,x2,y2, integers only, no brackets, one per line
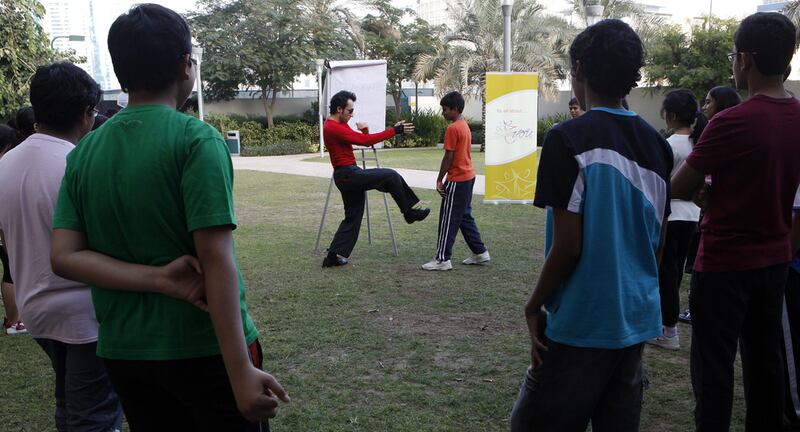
322,90,429,267
672,13,800,431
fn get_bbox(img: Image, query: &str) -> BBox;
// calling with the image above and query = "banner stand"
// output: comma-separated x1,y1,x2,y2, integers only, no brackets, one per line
313,148,398,256
483,72,540,204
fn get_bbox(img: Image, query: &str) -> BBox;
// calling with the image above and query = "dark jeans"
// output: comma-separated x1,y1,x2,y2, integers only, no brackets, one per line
329,165,419,257
35,339,123,432
435,178,486,261
1,245,11,283
783,267,800,427
104,341,268,432
658,221,696,327
509,340,645,432
690,264,788,431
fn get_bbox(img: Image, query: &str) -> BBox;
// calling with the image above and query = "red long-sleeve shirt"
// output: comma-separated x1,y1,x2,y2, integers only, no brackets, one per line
323,119,397,167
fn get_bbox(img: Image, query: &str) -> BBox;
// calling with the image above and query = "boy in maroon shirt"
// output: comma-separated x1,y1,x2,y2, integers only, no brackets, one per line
672,12,800,431
322,90,430,267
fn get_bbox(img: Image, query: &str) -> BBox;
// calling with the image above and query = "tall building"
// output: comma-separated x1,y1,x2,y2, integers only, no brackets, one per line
41,0,97,82
758,0,790,13
416,0,452,28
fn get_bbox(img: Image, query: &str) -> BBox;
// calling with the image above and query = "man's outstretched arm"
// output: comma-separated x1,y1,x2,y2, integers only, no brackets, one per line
326,122,413,147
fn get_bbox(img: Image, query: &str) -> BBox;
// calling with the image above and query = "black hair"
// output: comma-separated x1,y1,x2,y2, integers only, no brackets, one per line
0,124,21,155
620,98,629,110
14,107,36,138
108,4,192,93
29,63,101,133
329,90,356,115
734,12,797,76
92,114,109,131
568,97,579,106
661,89,707,144
707,86,742,116
440,91,465,113
569,19,644,99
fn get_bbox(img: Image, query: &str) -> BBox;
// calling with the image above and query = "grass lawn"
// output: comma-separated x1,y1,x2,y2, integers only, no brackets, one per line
303,147,486,175
0,170,746,431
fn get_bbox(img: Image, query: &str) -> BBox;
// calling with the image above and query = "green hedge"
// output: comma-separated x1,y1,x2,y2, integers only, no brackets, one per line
537,112,569,146
468,122,484,144
205,114,320,156
384,108,449,148
205,110,569,155
405,109,448,147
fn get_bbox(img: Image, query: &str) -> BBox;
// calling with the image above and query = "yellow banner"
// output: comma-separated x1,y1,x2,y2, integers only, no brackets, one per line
484,73,539,204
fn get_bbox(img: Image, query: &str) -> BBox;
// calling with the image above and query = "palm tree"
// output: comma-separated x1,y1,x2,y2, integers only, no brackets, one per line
415,0,573,100
568,0,667,50
415,0,573,151
784,1,800,43
568,0,643,27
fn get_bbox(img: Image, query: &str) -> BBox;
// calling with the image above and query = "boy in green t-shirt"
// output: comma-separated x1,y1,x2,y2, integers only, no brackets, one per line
50,4,288,430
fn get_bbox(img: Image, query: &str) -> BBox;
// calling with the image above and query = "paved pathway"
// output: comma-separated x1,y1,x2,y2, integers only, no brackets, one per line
232,153,486,195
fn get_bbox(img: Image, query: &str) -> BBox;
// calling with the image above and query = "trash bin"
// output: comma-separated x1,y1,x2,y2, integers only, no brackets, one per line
225,130,240,156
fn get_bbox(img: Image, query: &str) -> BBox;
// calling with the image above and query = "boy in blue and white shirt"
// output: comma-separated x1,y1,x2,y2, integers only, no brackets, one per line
510,19,673,431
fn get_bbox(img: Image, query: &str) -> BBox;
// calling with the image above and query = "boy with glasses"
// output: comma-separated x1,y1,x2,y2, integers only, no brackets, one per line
672,12,800,431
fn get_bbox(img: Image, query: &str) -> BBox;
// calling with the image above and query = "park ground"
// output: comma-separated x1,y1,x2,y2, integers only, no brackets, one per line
0,166,746,431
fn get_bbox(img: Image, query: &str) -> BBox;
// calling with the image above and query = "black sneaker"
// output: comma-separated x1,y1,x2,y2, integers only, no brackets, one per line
322,252,348,268
404,207,430,224
678,309,691,324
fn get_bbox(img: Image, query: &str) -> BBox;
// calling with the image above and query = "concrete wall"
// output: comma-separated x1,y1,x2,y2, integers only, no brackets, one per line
204,80,800,129
206,97,316,118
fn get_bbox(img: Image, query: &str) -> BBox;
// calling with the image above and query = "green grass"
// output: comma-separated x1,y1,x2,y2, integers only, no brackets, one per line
303,147,486,175
0,170,746,431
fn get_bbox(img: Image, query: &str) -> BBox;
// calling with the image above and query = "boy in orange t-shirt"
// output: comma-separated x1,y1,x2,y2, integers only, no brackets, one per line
422,91,489,271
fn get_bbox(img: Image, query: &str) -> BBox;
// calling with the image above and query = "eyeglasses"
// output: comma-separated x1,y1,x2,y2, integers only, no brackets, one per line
90,107,99,117
727,51,757,63
178,53,197,67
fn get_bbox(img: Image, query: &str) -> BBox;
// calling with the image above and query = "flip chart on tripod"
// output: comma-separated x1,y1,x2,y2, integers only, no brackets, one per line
326,60,388,149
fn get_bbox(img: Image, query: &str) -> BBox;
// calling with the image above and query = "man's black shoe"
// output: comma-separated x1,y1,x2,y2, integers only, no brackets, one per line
322,252,348,268
404,207,430,224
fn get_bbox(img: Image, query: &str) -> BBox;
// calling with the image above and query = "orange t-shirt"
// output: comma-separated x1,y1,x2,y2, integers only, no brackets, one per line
443,119,476,182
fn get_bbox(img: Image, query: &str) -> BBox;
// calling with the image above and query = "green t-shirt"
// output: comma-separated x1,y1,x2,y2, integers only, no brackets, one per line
53,104,259,360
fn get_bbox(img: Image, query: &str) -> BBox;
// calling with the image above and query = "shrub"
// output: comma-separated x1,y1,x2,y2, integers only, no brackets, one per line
205,114,320,156
468,122,484,145
537,112,569,146
405,109,448,147
384,108,448,148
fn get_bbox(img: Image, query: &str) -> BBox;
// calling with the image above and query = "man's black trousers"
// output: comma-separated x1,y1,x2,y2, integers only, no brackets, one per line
328,165,418,257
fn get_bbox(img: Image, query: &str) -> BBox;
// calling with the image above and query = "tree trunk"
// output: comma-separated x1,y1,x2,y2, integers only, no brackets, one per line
392,88,403,147
392,91,402,122
261,87,278,128
414,81,419,115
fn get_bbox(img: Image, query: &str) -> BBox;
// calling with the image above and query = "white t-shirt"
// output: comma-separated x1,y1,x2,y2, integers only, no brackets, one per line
667,134,701,222
0,134,98,343
795,186,800,209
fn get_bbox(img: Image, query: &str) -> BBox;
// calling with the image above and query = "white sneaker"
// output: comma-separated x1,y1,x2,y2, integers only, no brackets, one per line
3,318,27,335
646,333,679,351
422,259,453,271
462,251,490,265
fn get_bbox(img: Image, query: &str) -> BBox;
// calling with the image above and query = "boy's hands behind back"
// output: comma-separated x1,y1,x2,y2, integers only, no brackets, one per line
158,255,207,311
232,367,290,422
